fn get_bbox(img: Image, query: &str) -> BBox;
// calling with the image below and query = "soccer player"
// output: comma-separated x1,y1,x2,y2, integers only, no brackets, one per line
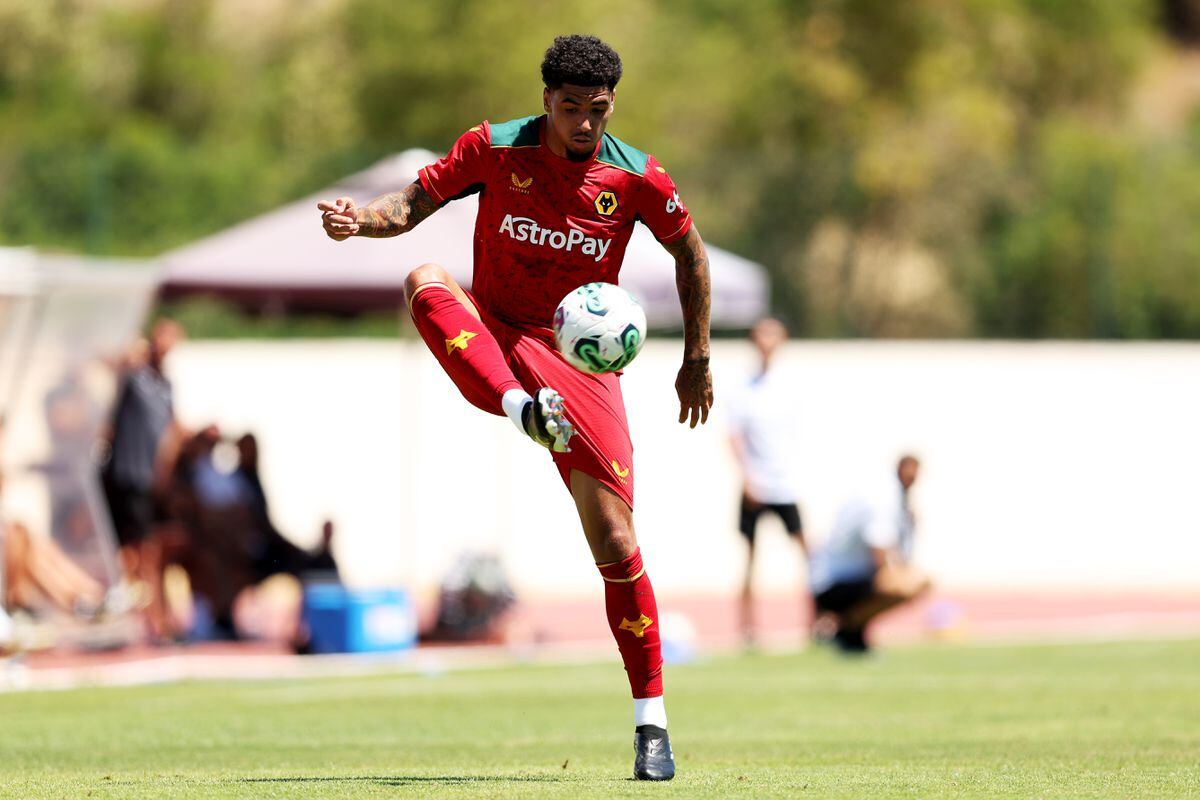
318,35,711,781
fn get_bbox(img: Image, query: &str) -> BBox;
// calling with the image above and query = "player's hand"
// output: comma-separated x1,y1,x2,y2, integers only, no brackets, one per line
675,358,712,428
318,196,360,241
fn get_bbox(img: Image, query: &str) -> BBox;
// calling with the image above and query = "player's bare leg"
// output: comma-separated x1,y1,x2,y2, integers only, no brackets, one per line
404,264,573,450
740,537,756,648
571,470,674,781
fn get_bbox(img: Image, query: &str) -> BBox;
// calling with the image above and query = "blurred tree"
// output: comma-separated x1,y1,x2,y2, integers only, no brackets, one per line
0,0,1197,338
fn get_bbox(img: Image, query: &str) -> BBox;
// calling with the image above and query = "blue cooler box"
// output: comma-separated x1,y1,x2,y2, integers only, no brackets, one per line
302,585,417,654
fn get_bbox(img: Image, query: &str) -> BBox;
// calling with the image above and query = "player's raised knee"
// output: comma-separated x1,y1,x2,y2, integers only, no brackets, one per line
600,527,638,562
404,263,451,301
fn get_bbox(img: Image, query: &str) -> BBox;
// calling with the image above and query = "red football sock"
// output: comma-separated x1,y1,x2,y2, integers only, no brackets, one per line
408,283,523,415
598,548,663,699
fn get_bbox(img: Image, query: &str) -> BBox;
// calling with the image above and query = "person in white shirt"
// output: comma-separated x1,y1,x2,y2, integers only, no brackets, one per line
727,318,808,646
808,455,929,653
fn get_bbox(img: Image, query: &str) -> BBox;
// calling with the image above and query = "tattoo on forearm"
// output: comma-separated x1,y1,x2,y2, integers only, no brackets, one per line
667,227,712,359
356,180,439,237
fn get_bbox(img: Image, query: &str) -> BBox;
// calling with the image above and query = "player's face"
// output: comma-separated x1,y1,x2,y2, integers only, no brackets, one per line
543,84,614,160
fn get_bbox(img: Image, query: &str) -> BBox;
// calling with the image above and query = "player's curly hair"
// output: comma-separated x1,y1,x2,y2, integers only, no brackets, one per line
541,34,623,90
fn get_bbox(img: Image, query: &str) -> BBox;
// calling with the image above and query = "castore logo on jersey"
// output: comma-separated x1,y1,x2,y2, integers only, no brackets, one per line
510,172,533,194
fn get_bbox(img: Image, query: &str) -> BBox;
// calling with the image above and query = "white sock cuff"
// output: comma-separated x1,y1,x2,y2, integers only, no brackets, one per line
501,388,533,434
633,695,668,729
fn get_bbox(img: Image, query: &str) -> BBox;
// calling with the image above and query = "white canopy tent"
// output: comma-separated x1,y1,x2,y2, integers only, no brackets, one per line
162,150,769,329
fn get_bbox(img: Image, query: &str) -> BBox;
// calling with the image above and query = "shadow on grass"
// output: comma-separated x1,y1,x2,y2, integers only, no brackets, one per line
239,775,565,787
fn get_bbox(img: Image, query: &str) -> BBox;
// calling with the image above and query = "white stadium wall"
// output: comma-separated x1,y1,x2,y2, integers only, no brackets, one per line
168,340,1200,602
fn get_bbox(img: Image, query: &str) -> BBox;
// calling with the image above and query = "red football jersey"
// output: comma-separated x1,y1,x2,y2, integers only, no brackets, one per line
418,115,692,330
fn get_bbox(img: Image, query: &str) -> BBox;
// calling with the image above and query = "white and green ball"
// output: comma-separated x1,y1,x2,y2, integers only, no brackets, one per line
553,282,648,374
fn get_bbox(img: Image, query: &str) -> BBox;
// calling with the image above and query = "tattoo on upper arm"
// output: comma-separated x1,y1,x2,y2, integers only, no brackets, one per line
664,226,708,272
357,180,439,237
666,227,712,354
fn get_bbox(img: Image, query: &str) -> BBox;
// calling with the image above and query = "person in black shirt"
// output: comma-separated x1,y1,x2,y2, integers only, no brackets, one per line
101,319,186,640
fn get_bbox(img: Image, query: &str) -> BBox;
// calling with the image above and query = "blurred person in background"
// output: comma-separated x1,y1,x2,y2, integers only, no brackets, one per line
233,433,330,581
169,425,258,639
808,455,930,654
169,427,340,640
727,318,808,647
100,318,187,641
2,520,107,621
304,520,340,582
1,416,106,624
42,367,106,552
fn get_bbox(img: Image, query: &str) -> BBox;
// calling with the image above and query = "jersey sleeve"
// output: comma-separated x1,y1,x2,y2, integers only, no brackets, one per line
637,154,693,244
418,123,493,204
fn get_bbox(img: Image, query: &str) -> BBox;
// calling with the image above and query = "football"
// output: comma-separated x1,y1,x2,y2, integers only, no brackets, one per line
553,282,648,374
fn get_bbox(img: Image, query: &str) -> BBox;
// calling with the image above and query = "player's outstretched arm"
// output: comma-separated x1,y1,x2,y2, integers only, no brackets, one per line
663,226,713,428
317,180,440,240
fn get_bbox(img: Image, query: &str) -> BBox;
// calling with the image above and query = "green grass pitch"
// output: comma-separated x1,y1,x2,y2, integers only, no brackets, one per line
1,638,1197,798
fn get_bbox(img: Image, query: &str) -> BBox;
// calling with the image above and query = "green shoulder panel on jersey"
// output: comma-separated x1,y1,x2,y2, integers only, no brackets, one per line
597,133,649,177
489,116,542,149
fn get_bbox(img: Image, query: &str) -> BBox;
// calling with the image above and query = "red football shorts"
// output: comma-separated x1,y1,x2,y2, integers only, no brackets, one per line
471,292,635,509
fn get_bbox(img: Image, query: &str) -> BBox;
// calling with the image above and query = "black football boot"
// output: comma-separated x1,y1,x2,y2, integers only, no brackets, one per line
633,724,675,781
